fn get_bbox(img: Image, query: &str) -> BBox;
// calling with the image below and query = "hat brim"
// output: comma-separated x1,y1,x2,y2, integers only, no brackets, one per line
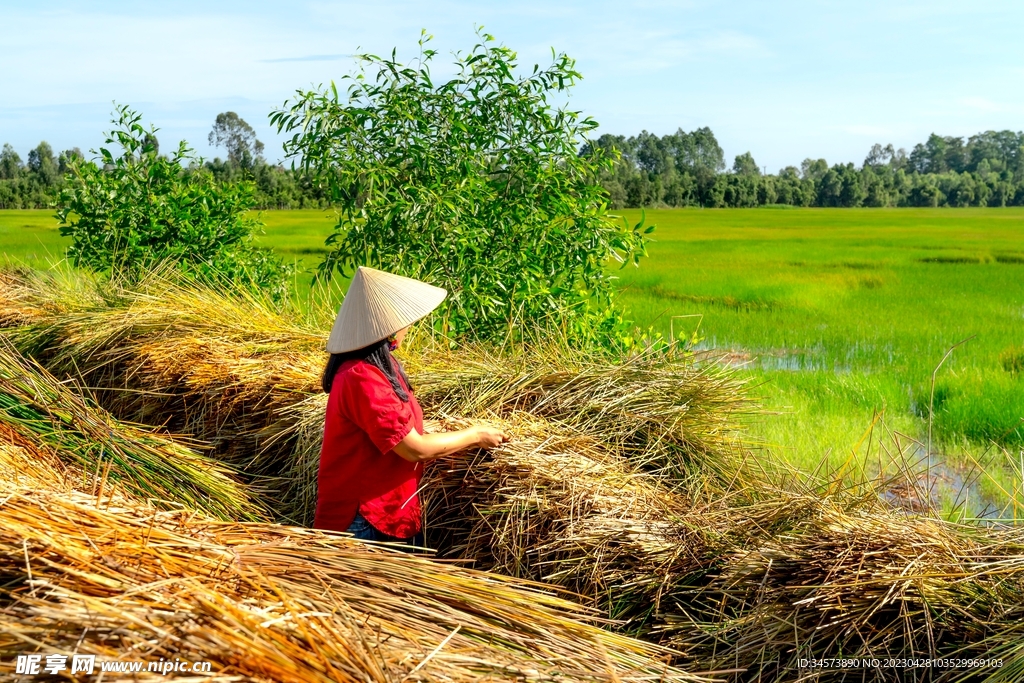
325,267,447,354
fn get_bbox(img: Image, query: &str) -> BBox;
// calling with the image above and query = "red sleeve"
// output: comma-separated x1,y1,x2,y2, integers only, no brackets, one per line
339,362,415,454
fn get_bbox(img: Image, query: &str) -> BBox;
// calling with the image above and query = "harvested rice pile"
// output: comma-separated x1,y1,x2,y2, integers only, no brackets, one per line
0,341,264,521
4,269,323,459
422,415,739,638
0,268,754,521
406,344,758,485
0,472,698,681
5,268,1024,681
0,352,699,682
415,416,1024,680
695,504,1024,679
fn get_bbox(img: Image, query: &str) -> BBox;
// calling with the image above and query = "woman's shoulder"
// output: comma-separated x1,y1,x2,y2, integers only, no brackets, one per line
337,358,382,379
334,359,393,390
332,358,412,411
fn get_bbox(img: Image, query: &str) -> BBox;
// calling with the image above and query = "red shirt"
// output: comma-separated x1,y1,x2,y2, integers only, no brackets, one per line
314,359,424,538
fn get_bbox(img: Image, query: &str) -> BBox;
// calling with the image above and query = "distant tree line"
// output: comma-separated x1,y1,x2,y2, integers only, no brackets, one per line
585,128,1024,208
0,112,330,210
4,116,1024,210
0,142,81,209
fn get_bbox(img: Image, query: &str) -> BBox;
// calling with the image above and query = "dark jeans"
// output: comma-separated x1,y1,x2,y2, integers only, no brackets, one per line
346,512,424,550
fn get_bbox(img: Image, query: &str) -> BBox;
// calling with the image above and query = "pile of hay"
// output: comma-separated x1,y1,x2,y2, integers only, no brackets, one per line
412,416,1024,679
5,268,1024,681
4,269,322,450
0,436,698,681
0,341,264,521
696,503,1024,679
404,343,758,484
0,268,754,520
421,415,741,639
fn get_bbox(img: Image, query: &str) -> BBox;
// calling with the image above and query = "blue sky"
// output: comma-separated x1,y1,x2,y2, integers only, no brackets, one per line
2,0,1023,171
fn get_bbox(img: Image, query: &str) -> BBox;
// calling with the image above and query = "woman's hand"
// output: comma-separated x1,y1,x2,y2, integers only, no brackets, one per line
473,425,507,449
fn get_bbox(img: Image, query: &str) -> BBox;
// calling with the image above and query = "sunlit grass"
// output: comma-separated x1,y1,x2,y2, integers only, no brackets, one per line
252,207,339,275
0,210,66,267
611,207,1024,514
0,208,340,274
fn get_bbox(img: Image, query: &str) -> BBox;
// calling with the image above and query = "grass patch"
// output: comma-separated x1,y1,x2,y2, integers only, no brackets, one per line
0,210,66,267
612,207,1024,484
1002,346,1024,374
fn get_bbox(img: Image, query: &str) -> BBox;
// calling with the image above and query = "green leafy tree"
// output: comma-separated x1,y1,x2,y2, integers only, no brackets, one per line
863,143,905,169
57,105,289,297
27,141,60,187
209,112,265,169
272,31,651,344
677,127,724,206
0,144,23,180
800,158,828,183
677,127,726,174
732,151,760,176
965,130,1024,173
910,134,967,174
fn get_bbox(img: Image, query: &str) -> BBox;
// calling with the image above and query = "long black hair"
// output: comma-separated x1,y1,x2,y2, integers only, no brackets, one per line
321,337,412,401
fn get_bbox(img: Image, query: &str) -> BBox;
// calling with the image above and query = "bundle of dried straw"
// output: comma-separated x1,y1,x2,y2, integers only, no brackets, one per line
0,341,264,521
0,481,699,682
5,268,1024,681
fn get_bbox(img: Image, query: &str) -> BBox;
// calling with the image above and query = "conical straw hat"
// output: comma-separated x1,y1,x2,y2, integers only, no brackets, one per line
326,267,447,354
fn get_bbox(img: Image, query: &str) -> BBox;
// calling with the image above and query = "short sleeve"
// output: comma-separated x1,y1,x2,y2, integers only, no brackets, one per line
338,362,415,454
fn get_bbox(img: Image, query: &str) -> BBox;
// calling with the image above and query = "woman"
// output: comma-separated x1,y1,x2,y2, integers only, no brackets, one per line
315,266,506,545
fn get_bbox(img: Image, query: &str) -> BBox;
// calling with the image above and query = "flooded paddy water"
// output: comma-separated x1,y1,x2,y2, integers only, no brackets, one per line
703,343,1021,523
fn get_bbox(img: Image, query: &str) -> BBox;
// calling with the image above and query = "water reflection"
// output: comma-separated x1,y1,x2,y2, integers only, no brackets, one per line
699,344,852,373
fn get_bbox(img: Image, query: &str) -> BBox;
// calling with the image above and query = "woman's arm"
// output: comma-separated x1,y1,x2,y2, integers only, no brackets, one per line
393,425,506,463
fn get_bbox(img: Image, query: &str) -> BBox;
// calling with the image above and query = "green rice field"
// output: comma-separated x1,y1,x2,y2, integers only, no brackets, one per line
3,207,1023,515
612,209,1024,513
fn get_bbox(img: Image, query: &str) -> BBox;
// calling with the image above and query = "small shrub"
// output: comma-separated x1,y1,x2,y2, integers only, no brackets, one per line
272,31,651,347
56,105,290,298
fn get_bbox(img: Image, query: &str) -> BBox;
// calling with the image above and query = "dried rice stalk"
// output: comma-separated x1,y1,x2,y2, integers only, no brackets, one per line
0,424,69,490
405,344,759,485
0,341,264,521
422,414,734,640
0,482,701,683
677,501,1024,681
417,415,1024,680
3,269,324,518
